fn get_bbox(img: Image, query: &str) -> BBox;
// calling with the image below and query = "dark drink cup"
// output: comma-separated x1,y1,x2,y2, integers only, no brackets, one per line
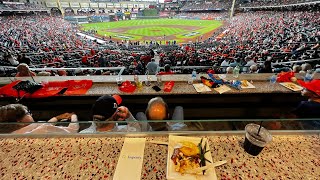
244,123,272,156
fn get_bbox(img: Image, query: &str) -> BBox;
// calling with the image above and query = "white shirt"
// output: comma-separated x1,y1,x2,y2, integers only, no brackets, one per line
80,115,141,133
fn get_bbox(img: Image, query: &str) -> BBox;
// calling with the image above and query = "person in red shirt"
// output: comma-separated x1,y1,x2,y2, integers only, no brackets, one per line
158,64,174,75
82,54,88,64
90,49,95,56
207,68,215,74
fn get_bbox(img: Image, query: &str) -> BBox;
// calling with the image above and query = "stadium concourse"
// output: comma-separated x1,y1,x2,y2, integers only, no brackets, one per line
0,2,320,77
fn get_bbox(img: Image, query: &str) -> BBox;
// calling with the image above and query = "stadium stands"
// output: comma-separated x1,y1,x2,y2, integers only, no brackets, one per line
0,2,319,77
239,0,320,7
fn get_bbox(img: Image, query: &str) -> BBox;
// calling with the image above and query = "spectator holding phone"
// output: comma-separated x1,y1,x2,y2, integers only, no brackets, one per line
80,95,141,133
290,80,320,129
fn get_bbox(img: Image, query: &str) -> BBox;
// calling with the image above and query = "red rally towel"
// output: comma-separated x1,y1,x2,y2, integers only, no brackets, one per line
64,80,93,95
277,72,295,82
0,80,93,98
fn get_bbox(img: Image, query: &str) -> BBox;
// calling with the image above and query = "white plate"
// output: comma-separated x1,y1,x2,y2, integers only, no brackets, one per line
166,135,217,180
279,82,303,91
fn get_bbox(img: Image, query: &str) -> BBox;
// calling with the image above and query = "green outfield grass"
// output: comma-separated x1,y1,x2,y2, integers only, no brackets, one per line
80,19,223,43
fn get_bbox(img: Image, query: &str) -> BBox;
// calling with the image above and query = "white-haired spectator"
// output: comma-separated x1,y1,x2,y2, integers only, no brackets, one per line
244,57,257,73
250,65,258,73
226,67,233,74
37,71,51,76
292,65,302,73
300,63,312,73
74,68,83,76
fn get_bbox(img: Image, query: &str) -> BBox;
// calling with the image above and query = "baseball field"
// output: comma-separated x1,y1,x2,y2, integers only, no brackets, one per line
80,19,223,43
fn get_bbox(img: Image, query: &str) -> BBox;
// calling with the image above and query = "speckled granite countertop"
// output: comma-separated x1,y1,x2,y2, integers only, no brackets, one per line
84,74,303,95
86,81,296,95
0,134,319,179
0,73,318,96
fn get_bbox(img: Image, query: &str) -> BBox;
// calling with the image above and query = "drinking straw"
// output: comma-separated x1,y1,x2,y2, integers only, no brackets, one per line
257,121,263,135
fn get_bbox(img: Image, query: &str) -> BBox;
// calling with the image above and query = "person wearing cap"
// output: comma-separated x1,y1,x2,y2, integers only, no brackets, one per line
80,95,141,133
290,80,320,129
0,104,79,134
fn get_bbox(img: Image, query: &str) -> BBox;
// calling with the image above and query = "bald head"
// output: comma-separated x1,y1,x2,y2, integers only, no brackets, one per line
146,97,169,120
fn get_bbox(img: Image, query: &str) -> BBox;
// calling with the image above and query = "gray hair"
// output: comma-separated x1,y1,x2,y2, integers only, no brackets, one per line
226,67,233,74
292,65,302,73
301,63,312,72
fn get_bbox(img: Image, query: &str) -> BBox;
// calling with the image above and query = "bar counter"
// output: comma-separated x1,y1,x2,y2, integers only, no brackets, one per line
1,73,317,120
0,133,319,179
2,73,317,95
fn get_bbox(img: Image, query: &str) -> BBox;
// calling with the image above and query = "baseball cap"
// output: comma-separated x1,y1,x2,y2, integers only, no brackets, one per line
298,80,320,96
91,95,122,120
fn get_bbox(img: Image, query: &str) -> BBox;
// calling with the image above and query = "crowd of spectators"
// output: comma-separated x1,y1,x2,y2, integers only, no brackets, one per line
181,1,232,10
0,9,320,77
175,12,228,20
239,0,319,7
0,2,46,10
158,11,320,74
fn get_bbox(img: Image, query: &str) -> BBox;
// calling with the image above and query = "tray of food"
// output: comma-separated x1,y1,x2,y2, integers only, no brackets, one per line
193,83,212,92
241,80,255,89
167,135,216,180
279,82,303,91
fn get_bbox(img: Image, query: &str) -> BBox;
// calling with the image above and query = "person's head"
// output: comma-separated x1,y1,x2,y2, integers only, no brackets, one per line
264,60,272,69
250,64,258,73
145,97,169,120
151,58,155,62
16,63,30,76
0,104,34,133
301,63,312,72
292,65,302,73
299,80,320,100
91,95,122,125
164,64,171,72
226,67,233,74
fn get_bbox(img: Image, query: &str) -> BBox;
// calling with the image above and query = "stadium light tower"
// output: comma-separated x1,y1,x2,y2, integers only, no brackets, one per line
56,0,64,17
230,0,236,18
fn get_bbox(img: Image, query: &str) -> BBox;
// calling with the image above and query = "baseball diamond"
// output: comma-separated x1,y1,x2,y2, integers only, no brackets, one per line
80,19,223,43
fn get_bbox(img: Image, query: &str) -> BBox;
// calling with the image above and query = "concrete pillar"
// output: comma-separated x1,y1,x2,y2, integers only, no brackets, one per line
61,9,65,17
73,9,78,15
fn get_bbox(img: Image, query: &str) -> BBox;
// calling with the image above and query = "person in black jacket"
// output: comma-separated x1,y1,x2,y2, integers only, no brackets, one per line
290,80,320,130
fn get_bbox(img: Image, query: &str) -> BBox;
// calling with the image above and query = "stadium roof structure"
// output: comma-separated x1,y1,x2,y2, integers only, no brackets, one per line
239,0,320,9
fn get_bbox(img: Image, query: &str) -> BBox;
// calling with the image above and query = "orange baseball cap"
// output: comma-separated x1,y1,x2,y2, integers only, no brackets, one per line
112,94,122,105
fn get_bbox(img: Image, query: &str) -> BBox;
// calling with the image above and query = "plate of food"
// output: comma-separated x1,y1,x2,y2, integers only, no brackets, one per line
241,80,255,89
279,82,303,91
167,135,216,180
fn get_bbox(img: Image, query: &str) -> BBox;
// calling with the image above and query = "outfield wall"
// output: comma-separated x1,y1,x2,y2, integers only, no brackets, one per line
174,16,225,21
65,15,110,24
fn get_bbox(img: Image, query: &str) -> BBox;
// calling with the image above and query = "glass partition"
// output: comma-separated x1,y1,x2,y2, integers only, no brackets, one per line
0,119,319,136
